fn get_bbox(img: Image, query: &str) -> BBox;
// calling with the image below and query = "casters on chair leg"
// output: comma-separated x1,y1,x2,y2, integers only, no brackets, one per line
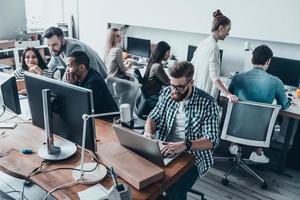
261,182,268,190
221,178,229,186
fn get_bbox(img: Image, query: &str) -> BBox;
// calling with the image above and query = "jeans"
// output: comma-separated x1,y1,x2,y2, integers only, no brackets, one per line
166,164,199,200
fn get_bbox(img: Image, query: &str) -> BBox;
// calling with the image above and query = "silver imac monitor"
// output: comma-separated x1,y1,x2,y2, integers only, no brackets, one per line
25,73,96,160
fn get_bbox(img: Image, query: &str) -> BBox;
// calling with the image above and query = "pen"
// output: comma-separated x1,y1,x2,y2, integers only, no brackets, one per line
110,166,119,187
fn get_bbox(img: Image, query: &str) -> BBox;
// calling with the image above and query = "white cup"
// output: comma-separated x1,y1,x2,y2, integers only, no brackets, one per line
120,104,131,122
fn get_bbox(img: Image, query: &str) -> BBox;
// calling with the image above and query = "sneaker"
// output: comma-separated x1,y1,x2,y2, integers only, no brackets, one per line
249,151,270,163
229,144,239,155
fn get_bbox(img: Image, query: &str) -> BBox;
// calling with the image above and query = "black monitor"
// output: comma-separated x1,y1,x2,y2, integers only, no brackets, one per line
267,56,300,87
127,37,151,58
187,45,223,66
25,73,96,160
0,72,21,115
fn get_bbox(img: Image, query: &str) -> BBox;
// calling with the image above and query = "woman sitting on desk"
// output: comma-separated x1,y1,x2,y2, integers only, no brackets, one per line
143,41,171,109
103,28,132,80
14,47,53,95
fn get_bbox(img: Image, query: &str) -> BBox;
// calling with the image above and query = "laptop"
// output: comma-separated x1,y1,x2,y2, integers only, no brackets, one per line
113,125,181,166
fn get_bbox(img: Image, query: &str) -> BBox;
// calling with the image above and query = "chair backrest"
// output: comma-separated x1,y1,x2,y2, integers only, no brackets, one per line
133,68,144,84
221,101,281,148
132,69,153,120
106,77,141,119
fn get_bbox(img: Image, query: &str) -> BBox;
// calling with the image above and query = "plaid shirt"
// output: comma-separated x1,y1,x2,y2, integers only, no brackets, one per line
148,86,219,175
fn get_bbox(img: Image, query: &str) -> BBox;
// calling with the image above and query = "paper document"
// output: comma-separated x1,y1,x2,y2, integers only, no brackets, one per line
78,183,108,200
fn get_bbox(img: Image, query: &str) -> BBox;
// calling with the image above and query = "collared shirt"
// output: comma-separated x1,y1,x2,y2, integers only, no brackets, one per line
228,67,290,109
148,86,220,175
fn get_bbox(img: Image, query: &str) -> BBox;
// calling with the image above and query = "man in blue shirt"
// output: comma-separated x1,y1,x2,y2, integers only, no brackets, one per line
228,44,290,163
144,61,219,200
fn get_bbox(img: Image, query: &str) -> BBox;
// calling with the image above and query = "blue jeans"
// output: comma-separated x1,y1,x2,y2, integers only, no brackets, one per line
166,164,199,200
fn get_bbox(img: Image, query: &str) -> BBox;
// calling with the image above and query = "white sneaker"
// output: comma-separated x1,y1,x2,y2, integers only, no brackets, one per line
229,144,239,155
249,151,270,163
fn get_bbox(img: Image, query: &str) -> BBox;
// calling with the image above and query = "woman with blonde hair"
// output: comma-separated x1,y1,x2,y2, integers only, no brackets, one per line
191,9,238,102
103,28,132,79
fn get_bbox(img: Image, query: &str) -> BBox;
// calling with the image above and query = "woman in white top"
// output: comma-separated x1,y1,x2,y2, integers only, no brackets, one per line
103,28,132,80
191,10,238,102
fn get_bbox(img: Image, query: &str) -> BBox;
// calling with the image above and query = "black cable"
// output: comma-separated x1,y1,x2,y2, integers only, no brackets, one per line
0,106,6,118
21,160,47,200
39,161,99,174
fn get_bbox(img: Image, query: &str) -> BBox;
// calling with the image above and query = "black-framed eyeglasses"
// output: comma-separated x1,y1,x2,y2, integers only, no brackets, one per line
170,80,191,92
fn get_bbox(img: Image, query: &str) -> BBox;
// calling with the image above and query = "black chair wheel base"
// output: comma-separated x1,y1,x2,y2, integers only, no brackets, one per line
261,182,268,190
221,178,229,186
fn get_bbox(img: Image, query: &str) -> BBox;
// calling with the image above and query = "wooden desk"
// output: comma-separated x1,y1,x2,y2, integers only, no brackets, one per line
0,119,194,200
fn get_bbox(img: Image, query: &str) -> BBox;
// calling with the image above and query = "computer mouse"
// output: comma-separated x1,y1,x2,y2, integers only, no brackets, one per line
287,93,293,97
21,148,33,154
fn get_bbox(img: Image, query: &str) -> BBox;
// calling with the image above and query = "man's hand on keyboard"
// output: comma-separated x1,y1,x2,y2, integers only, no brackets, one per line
161,141,186,158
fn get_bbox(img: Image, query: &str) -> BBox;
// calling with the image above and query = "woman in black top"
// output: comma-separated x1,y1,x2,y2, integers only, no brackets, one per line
143,41,171,109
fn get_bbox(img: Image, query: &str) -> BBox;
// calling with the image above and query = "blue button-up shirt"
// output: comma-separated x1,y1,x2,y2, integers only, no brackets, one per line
148,86,219,175
228,67,290,109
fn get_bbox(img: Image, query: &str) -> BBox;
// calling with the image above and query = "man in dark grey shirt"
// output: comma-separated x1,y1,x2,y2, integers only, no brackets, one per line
43,27,107,80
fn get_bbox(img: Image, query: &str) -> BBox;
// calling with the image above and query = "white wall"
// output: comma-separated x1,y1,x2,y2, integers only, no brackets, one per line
0,0,26,40
78,0,300,75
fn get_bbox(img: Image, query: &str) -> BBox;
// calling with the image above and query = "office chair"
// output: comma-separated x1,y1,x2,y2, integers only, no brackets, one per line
106,76,144,129
214,101,281,189
133,69,153,120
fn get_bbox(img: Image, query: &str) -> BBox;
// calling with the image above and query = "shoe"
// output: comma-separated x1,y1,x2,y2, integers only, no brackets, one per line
229,144,239,155
249,151,270,163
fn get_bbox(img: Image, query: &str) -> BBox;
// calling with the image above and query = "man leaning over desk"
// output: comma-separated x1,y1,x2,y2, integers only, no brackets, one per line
144,61,220,200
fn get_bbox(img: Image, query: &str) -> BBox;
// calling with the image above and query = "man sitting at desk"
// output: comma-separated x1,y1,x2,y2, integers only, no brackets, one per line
144,61,219,200
228,44,290,163
65,51,118,114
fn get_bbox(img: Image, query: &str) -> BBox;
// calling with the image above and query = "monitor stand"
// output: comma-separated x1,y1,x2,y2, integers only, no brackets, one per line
38,89,76,161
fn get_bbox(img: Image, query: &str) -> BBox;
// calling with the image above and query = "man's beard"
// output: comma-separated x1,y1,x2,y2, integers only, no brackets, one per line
171,88,189,102
51,48,63,56
51,39,64,56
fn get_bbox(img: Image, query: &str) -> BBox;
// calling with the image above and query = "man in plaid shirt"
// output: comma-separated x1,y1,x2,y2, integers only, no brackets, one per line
144,61,219,200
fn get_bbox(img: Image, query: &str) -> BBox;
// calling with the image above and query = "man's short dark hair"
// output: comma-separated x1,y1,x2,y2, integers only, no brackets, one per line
251,44,273,65
69,51,90,69
168,61,194,80
43,27,64,38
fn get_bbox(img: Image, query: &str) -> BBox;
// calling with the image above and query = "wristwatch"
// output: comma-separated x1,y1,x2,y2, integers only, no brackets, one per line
185,138,192,151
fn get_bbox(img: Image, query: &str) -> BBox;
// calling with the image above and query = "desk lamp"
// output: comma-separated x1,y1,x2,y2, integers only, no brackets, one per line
72,104,131,184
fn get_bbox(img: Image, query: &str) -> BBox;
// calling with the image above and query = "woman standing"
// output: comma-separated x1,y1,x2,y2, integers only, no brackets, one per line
103,28,132,79
191,9,238,102
143,41,171,108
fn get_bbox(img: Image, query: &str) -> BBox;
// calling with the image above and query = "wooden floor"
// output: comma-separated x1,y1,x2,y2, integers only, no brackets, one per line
0,163,299,199
188,162,300,200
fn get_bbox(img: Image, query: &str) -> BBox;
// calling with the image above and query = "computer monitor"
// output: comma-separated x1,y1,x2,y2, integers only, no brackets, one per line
25,73,96,160
0,72,21,115
267,56,300,87
187,45,223,66
127,37,151,58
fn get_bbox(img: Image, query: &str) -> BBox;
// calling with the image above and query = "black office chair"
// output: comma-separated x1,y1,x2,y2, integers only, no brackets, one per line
215,101,281,189
133,69,153,120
